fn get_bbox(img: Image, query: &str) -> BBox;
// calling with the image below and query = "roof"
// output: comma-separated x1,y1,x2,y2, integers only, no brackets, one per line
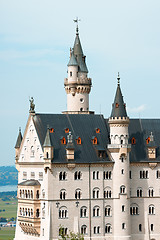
67,52,78,67
15,129,22,148
111,83,127,118
43,127,52,147
123,119,160,162
18,179,40,186
73,34,88,73
33,114,110,164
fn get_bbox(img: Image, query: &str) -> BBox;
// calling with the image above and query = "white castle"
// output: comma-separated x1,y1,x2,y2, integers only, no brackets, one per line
14,25,160,240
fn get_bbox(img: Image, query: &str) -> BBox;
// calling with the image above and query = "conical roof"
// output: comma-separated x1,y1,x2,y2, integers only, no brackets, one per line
111,75,127,118
15,128,22,148
43,127,52,147
73,33,88,73
67,52,78,66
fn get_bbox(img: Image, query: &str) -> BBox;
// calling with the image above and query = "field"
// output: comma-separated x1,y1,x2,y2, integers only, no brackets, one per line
0,199,17,219
0,227,15,240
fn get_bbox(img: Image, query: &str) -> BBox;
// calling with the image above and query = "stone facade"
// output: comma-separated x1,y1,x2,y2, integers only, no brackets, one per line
14,28,160,240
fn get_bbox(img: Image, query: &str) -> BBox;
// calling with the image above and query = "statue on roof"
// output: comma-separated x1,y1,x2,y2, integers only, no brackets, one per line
29,97,35,113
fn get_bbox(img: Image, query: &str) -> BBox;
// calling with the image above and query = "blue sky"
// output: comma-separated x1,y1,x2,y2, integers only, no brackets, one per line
0,0,160,166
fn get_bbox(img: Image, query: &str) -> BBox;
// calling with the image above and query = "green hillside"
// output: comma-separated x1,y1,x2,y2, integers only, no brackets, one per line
0,167,18,186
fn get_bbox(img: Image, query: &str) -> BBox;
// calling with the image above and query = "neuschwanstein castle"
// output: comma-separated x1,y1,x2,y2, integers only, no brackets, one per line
14,25,160,240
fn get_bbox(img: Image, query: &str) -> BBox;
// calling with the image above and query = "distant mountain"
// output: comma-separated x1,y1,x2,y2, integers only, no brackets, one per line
0,166,18,186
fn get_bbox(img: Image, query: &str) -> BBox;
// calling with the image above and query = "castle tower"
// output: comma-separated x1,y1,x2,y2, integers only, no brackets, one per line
64,25,92,113
108,74,131,240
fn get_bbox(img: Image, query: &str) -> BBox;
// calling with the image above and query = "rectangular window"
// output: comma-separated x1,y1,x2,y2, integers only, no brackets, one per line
150,224,154,231
31,172,35,179
139,224,142,232
129,171,132,179
70,71,72,77
23,171,27,180
122,205,125,212
39,172,43,181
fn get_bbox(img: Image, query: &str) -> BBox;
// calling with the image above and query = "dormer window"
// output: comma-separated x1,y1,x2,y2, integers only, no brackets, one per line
65,128,69,133
131,137,136,145
76,137,81,145
50,128,54,133
92,137,97,145
146,137,150,144
61,137,66,145
96,128,100,133
116,103,119,108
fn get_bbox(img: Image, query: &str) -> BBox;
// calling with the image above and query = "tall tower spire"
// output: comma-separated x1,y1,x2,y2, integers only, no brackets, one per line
64,21,92,114
108,74,131,239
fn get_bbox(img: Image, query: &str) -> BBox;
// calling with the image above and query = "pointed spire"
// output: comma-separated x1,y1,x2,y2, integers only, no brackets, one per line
67,51,78,66
43,126,52,147
111,73,127,118
15,128,23,148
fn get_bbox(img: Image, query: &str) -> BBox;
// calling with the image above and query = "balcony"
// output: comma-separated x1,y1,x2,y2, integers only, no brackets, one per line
64,78,92,86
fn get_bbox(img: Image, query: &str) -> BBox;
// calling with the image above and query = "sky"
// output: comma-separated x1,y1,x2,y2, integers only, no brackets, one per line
0,0,160,166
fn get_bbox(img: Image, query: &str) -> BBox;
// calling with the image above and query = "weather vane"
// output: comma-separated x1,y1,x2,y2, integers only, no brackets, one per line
117,72,120,85
73,17,81,34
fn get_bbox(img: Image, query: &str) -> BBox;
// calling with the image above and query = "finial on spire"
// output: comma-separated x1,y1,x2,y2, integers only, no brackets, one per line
117,72,120,86
73,17,81,35
19,127,21,132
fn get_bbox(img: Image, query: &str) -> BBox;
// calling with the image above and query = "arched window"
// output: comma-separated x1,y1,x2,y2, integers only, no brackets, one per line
59,207,68,219
59,227,68,236
36,190,39,199
120,185,126,194
149,205,155,215
19,189,22,198
137,188,143,197
61,137,66,145
30,146,34,156
75,189,81,199
122,223,126,230
46,152,49,158
93,188,100,198
31,190,33,199
19,207,22,215
96,128,100,133
139,224,142,232
93,171,99,180
156,170,160,178
81,225,87,235
92,137,97,145
104,187,112,198
103,171,112,180
28,190,30,199
130,204,139,215
76,137,81,145
25,190,28,198
148,188,154,197
36,209,40,218
60,189,66,200
74,171,82,180
140,170,148,179
93,206,100,217
93,226,100,234
105,224,112,233
80,207,87,218
31,209,33,217
59,171,67,181
105,206,112,217
131,137,136,145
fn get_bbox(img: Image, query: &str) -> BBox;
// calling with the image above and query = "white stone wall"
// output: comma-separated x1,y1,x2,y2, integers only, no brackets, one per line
67,92,89,112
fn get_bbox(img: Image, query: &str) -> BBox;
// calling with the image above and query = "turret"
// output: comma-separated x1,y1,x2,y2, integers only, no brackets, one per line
108,74,131,240
64,24,92,113
43,127,54,171
15,128,23,161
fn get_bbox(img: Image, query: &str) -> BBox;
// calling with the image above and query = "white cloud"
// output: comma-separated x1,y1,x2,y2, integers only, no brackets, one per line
127,104,146,113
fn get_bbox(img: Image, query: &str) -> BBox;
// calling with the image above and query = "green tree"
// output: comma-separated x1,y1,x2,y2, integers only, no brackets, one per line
58,226,84,240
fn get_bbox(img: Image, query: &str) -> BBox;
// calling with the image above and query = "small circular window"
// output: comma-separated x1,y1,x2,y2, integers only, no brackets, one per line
80,98,84,103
